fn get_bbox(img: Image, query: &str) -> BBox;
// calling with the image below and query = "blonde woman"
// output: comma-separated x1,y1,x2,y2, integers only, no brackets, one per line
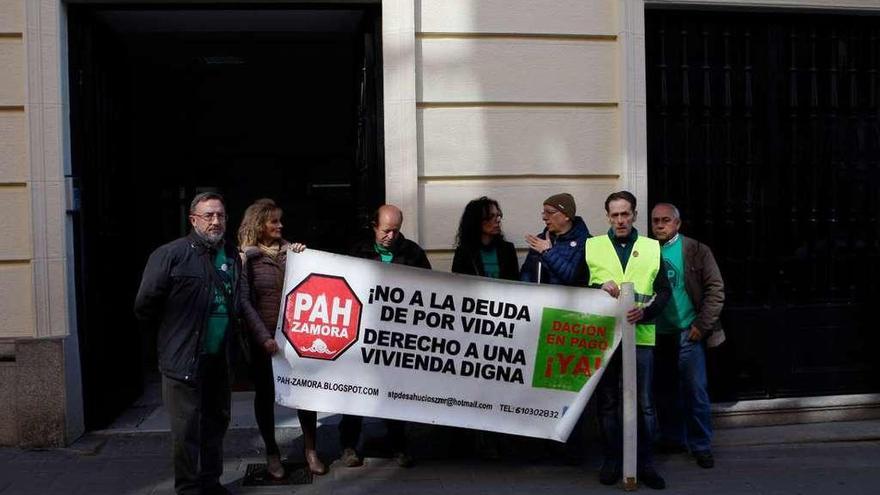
238,199,326,477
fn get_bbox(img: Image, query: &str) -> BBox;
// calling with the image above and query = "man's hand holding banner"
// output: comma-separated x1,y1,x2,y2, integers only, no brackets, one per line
272,250,633,442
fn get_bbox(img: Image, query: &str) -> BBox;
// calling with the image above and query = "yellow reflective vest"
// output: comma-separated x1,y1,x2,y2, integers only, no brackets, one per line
585,234,661,346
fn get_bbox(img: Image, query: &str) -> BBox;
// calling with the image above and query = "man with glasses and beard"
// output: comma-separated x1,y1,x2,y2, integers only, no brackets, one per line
135,192,242,495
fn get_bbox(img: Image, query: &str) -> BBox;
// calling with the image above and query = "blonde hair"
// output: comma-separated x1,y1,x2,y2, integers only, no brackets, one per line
237,198,282,247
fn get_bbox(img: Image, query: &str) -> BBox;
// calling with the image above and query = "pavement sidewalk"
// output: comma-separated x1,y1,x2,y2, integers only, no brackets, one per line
1,406,879,495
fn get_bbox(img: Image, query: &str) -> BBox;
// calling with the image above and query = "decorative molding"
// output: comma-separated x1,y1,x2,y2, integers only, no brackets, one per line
420,174,620,182
646,0,880,10
382,0,420,240
0,259,31,266
617,0,649,231
713,394,880,428
416,0,618,37
417,32,617,42
417,101,618,109
24,1,73,342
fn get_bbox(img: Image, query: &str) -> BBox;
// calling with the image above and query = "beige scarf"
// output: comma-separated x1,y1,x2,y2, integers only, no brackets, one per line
257,241,283,261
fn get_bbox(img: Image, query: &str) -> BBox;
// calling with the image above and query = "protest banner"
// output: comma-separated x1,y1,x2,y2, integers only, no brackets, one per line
272,249,633,442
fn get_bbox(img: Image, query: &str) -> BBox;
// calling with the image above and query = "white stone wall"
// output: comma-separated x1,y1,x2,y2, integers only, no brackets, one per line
0,0,34,340
0,0,82,447
415,0,627,271
0,0,72,342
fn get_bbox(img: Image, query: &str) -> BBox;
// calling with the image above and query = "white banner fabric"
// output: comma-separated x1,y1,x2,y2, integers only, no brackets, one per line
272,249,629,441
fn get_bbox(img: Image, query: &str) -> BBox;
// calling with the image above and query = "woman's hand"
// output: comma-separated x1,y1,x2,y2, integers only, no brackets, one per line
263,338,280,355
289,243,306,253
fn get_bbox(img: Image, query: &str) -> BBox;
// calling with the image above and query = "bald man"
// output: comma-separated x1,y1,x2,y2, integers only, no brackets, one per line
340,204,431,468
349,205,431,268
651,202,724,470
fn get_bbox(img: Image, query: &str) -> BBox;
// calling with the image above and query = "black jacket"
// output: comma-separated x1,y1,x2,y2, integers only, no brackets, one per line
350,233,432,269
451,238,520,281
134,233,242,382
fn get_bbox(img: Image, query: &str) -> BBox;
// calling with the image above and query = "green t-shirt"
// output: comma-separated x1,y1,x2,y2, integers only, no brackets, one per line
480,246,500,278
657,235,697,334
374,243,394,263
204,249,232,354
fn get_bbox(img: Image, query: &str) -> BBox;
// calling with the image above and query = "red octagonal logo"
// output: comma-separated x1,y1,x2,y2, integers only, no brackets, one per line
282,274,363,360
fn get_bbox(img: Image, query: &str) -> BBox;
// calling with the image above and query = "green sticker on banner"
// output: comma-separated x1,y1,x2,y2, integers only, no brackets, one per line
531,307,616,392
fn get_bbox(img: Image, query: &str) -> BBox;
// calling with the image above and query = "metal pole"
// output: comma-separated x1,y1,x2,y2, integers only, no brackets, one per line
619,282,638,491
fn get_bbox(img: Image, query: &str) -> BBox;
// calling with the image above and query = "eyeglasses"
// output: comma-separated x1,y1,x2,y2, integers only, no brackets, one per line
192,212,227,222
484,212,503,221
542,209,561,216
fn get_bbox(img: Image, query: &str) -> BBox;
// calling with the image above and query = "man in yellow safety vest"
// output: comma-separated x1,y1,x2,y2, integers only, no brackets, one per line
579,191,671,490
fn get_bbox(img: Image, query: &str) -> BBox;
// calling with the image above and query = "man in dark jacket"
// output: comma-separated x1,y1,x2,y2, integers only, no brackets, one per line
651,203,725,470
520,193,591,285
348,204,431,269
134,192,241,495
340,204,430,468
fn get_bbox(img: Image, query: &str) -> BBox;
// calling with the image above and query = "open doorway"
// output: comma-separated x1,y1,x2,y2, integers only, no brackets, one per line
67,4,384,429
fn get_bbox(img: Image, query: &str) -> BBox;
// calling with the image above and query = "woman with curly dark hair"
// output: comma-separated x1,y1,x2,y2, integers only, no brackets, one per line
237,198,326,477
451,197,519,458
451,196,519,280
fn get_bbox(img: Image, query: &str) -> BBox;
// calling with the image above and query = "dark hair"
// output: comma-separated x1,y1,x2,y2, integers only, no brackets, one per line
604,191,637,213
455,196,503,250
189,191,225,214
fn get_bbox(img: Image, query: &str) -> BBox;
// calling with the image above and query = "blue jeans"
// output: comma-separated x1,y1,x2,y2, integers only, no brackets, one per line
596,346,658,467
655,329,713,453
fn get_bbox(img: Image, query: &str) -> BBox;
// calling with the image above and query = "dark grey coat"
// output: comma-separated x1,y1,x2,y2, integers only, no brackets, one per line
134,233,242,382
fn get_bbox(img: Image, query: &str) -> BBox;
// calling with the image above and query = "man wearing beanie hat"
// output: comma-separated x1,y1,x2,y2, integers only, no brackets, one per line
521,192,591,285
521,192,592,461
544,193,577,219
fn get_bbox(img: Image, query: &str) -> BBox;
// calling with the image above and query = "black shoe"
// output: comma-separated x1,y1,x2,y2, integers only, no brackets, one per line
639,466,666,490
202,484,232,495
599,460,622,486
340,447,363,467
656,439,687,454
694,450,714,469
393,451,415,468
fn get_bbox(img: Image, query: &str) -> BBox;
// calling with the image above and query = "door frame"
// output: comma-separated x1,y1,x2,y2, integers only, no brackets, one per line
24,0,415,433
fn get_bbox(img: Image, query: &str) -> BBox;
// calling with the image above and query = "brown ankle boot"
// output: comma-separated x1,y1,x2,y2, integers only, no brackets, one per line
266,454,285,479
305,449,327,475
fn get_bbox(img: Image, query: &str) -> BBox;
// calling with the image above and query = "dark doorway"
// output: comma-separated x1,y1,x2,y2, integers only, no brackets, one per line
67,5,384,429
646,9,880,401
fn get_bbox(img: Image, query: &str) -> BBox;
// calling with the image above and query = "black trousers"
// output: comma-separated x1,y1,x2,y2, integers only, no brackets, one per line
248,348,280,456
162,355,231,495
339,414,407,453
595,346,657,468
